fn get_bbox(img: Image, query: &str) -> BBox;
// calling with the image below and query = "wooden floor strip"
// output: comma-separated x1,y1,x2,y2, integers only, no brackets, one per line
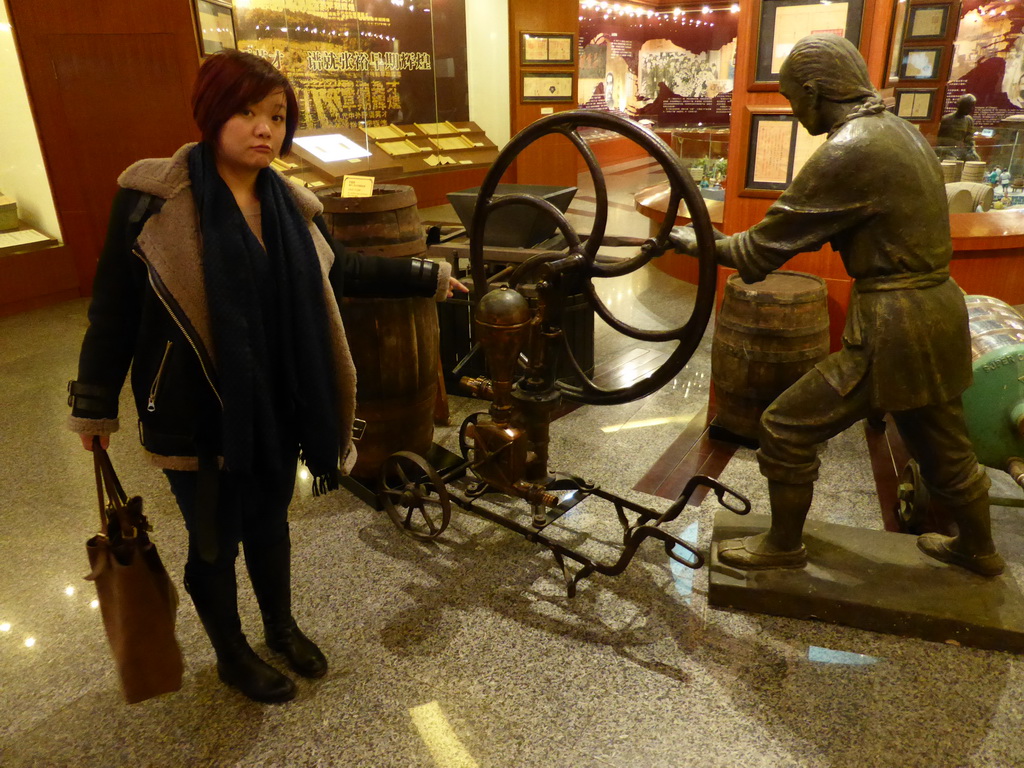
634,408,711,495
592,346,650,377
655,435,738,506
594,348,667,389
634,405,739,506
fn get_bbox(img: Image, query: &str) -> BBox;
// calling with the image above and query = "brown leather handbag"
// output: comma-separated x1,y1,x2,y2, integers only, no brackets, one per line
85,442,184,703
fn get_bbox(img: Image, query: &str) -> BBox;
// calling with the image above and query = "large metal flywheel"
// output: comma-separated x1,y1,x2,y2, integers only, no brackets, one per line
467,110,718,406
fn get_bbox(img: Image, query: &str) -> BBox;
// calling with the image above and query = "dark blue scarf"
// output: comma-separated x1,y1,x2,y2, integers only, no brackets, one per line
188,142,340,493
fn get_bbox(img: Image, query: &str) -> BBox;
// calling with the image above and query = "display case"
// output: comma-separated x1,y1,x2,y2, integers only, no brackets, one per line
232,1,508,198
284,120,500,186
978,116,1024,198
921,116,1024,211
667,126,730,196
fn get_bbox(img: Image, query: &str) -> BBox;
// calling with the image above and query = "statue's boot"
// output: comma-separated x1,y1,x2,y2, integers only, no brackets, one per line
718,534,807,569
917,496,1005,577
718,481,811,570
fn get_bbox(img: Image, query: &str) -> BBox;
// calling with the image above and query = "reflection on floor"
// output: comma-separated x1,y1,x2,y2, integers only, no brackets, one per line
2,158,1023,767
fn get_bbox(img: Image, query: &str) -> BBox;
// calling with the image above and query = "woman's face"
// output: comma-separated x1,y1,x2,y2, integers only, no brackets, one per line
216,89,287,173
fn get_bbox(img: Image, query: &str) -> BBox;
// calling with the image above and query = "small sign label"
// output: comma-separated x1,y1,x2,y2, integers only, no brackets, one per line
341,175,375,197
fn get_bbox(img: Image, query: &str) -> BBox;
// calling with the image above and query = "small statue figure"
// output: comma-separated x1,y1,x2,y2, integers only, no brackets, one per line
671,34,1004,576
936,94,981,161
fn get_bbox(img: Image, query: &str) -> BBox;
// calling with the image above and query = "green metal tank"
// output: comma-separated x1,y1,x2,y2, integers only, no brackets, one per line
962,295,1024,471
896,294,1024,532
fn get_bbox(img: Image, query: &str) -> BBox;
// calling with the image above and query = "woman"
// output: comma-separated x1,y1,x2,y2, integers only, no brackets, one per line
68,50,465,703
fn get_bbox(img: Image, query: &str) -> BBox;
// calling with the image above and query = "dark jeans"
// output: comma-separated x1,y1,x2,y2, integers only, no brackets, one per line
165,454,298,581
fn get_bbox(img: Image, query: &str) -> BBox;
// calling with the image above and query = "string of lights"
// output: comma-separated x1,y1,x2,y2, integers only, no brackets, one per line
247,24,401,41
579,2,742,26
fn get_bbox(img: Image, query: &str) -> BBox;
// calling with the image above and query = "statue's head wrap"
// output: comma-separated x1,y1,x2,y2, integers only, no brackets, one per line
780,33,885,129
781,34,878,102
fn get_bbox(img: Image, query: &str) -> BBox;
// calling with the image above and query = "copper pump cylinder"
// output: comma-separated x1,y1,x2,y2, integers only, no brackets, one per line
475,287,532,395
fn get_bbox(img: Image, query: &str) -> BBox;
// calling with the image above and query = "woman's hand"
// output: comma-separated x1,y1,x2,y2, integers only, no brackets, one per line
447,276,469,298
80,434,109,451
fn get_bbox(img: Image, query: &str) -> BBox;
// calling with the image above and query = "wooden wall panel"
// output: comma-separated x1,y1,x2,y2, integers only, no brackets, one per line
5,0,199,310
47,33,196,286
950,254,1024,304
507,0,580,188
0,245,78,318
402,167,490,210
885,0,961,138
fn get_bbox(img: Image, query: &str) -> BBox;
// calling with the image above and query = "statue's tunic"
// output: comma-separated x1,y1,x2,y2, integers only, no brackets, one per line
721,109,972,412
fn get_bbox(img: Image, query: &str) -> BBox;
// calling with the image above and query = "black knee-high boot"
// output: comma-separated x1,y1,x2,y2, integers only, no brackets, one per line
185,560,297,702
244,535,328,679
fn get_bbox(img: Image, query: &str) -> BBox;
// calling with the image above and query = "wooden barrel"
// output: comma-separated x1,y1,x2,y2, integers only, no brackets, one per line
946,186,975,214
711,271,830,443
946,181,995,212
342,297,438,478
319,184,426,258
317,184,437,478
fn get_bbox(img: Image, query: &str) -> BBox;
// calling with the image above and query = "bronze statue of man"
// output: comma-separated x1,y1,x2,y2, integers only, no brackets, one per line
672,34,1004,576
937,93,981,161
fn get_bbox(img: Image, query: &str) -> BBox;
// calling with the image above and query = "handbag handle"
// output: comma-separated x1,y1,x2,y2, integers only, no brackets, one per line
92,439,135,538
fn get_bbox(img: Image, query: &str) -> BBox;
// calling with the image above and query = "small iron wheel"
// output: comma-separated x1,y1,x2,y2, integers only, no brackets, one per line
896,459,930,534
378,451,452,541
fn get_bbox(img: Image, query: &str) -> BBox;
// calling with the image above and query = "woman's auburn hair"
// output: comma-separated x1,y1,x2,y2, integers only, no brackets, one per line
191,49,299,155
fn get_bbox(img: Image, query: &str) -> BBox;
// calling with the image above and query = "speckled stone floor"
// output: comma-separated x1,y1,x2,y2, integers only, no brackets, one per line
2,159,1023,768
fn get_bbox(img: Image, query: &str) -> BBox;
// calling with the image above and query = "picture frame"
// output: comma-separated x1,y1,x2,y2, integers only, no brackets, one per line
521,71,574,103
194,0,237,56
894,88,937,122
885,0,912,82
905,4,950,41
898,46,944,80
744,109,827,193
753,0,865,86
520,32,575,66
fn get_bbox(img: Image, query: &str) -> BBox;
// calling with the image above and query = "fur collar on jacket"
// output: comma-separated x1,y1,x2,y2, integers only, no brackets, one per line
119,143,358,474
118,143,326,220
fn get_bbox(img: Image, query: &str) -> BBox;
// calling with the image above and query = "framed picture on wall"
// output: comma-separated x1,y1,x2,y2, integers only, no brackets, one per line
753,0,865,86
744,109,827,192
894,88,937,122
905,4,950,41
898,46,944,80
521,71,574,102
194,0,237,56
520,33,575,65
885,0,912,83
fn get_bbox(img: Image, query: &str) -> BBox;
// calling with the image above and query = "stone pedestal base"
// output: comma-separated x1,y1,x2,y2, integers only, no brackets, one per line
709,511,1024,653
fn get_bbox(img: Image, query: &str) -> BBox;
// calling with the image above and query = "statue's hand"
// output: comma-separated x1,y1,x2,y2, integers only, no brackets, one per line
667,225,699,256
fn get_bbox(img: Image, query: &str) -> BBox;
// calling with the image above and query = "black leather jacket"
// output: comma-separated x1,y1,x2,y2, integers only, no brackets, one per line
68,146,446,470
